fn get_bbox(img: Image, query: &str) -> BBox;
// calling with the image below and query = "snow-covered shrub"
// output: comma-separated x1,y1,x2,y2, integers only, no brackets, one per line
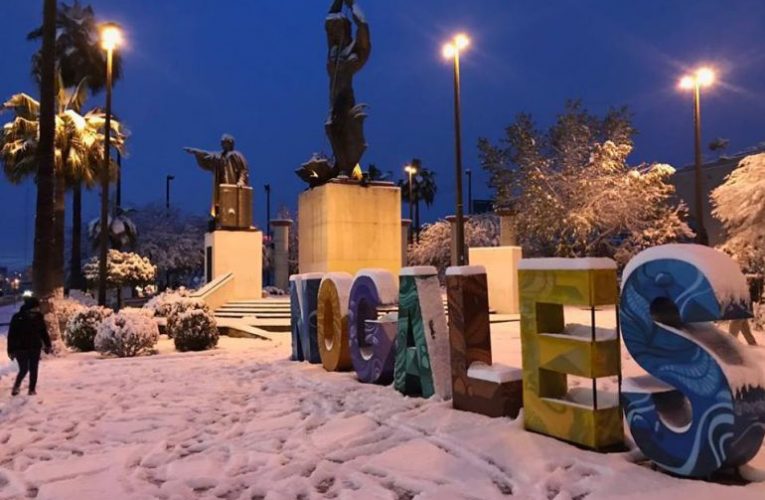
172,309,219,352
95,311,159,357
53,297,86,335
120,307,156,319
65,307,112,352
263,286,287,297
165,298,210,339
143,288,191,318
68,290,97,306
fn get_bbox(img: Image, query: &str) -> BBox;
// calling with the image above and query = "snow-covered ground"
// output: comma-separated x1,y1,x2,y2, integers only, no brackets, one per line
0,309,763,499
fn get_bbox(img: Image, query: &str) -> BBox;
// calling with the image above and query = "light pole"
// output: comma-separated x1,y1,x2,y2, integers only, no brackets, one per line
166,175,175,210
98,23,122,306
443,34,470,266
115,150,122,216
465,168,472,214
404,164,417,243
679,67,715,246
264,184,272,239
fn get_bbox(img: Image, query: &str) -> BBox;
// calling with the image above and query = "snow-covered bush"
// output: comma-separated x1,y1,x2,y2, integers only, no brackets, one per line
94,311,159,357
165,298,210,339
263,286,287,297
143,288,191,318
84,249,157,289
65,307,112,352
172,309,219,352
53,297,86,335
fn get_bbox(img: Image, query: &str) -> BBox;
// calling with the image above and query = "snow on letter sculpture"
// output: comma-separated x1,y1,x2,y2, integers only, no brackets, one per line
620,244,765,478
289,273,324,363
519,258,624,451
348,269,399,384
447,266,522,418
394,267,452,399
317,272,354,372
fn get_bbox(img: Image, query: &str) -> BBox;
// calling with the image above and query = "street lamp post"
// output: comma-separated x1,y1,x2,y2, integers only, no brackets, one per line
465,168,472,215
98,23,122,306
115,150,122,216
166,175,175,210
265,184,272,239
679,67,715,246
404,164,417,243
443,34,470,266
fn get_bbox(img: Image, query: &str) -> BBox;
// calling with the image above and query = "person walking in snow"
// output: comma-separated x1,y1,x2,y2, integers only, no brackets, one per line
7,296,52,396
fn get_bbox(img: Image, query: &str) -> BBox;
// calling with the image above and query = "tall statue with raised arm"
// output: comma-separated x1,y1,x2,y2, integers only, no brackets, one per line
185,134,253,229
297,0,372,186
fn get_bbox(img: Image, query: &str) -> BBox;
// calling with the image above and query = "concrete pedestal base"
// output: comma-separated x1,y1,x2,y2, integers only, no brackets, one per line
204,230,263,299
468,246,523,314
298,181,402,275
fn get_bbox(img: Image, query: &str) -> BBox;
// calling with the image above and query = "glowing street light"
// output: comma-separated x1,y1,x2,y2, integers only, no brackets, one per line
678,66,716,246
442,33,470,266
97,22,123,306
404,164,418,243
100,23,123,51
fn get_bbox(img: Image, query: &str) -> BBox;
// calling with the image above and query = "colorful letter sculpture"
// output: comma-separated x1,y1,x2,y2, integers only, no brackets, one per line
519,258,623,450
620,244,765,478
447,266,523,418
395,267,452,399
317,272,354,372
289,273,323,363
348,270,399,384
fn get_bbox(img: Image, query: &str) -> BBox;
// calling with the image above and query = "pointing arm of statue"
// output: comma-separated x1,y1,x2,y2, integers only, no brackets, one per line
183,147,219,173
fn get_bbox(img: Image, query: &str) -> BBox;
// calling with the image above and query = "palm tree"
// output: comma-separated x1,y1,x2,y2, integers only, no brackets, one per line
1,82,125,295
28,1,123,94
33,0,59,343
398,160,438,241
28,1,124,290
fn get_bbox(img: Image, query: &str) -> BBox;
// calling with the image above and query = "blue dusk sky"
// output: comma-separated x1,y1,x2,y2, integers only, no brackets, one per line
1,0,764,268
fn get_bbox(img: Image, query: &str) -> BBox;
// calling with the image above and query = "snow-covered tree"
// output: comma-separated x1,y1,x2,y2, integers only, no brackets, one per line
408,214,500,278
479,100,693,266
130,204,207,288
712,153,765,276
83,249,156,290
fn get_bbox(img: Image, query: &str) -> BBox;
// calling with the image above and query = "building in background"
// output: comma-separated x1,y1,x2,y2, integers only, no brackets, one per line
671,144,765,246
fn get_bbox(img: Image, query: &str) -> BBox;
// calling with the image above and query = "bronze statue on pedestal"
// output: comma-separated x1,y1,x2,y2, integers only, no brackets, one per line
297,0,371,187
185,134,253,229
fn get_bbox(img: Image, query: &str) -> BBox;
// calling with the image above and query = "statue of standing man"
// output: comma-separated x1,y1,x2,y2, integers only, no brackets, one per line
326,0,371,179
185,134,253,229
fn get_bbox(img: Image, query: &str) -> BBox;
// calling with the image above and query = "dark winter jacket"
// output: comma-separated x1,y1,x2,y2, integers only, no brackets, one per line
7,305,52,356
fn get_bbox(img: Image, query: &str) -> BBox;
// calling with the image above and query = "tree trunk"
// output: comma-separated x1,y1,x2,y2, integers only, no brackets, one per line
53,168,66,297
33,0,62,350
69,182,85,290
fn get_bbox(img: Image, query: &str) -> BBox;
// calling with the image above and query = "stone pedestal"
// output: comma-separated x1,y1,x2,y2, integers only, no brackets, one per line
469,246,523,314
204,229,263,299
298,181,402,275
401,219,412,267
271,219,293,292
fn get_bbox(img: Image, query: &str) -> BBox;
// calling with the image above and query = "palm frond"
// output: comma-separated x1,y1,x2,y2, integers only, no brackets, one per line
2,93,40,120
